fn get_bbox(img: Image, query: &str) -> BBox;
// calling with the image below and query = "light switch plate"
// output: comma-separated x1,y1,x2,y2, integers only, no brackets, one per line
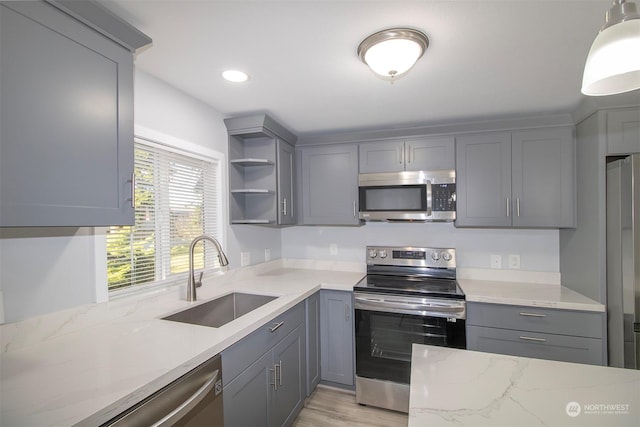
264,249,271,262
329,244,338,256
508,254,521,269
241,252,250,267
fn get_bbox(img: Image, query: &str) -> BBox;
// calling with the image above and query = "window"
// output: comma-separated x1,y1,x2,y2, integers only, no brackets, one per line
106,137,222,293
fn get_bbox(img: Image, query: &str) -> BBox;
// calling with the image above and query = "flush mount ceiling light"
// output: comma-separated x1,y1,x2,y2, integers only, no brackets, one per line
358,28,429,81
582,0,640,96
222,69,249,83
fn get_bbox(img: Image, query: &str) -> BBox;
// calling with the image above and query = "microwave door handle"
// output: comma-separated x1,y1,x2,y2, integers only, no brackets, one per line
426,181,432,216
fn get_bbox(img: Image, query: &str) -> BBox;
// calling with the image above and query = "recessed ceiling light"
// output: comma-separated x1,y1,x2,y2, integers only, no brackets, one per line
222,70,249,83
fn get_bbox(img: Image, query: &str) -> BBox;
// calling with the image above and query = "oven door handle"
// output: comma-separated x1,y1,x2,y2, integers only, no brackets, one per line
354,294,465,316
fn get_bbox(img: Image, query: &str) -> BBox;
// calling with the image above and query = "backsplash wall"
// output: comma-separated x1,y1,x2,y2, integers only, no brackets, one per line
282,222,559,272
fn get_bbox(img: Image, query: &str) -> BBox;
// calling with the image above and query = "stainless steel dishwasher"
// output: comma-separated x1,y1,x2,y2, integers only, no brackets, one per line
101,354,223,427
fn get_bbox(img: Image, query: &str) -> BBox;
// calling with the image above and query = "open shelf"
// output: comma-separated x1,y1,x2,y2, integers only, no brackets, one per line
230,158,274,167
230,189,275,194
231,219,275,224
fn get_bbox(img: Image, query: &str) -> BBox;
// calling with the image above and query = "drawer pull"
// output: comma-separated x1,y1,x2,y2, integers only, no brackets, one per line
269,321,284,332
519,312,546,318
519,336,546,342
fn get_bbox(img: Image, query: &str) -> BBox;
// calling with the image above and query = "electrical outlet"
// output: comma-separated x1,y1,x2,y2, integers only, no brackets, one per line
241,252,250,267
329,244,338,256
508,254,521,269
264,249,271,262
490,254,502,269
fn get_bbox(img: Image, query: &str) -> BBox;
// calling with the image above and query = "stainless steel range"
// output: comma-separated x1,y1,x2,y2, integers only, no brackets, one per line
354,245,466,413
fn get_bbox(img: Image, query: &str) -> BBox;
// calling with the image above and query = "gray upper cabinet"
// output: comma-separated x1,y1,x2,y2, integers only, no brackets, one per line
298,144,360,225
359,136,455,173
455,132,512,227
225,114,297,225
0,1,150,227
456,127,575,228
606,108,640,155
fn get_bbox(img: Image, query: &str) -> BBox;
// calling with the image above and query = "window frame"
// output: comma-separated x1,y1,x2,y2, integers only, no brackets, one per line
103,128,226,300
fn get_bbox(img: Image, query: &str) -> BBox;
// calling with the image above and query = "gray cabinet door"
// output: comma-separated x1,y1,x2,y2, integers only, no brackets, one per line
358,137,455,173
405,136,455,171
305,292,320,396
512,128,575,228
270,325,305,427
0,2,134,226
277,140,296,225
358,140,405,173
223,350,271,427
320,290,354,386
606,109,640,155
455,132,512,227
300,144,360,225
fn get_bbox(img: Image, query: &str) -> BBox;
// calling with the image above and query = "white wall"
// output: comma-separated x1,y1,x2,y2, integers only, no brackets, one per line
282,222,560,272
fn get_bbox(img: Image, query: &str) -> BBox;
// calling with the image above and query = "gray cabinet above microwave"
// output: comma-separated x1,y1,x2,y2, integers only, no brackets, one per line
359,137,455,173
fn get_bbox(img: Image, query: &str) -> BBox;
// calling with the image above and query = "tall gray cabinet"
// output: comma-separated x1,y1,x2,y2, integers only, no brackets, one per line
0,1,151,227
455,127,575,228
225,114,297,225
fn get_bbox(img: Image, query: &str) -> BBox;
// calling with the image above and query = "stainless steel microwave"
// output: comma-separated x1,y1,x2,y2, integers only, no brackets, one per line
358,170,456,222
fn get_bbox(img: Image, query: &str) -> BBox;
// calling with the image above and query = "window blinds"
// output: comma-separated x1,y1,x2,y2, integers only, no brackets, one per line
107,138,220,292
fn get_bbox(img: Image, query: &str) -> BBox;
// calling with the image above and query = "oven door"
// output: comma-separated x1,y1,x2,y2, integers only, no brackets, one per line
354,293,466,384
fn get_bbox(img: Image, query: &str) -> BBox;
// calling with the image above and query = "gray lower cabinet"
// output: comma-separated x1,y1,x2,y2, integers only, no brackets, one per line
320,290,354,386
222,302,306,427
0,1,149,227
305,292,320,396
298,144,360,225
456,127,575,228
466,302,604,365
359,136,455,173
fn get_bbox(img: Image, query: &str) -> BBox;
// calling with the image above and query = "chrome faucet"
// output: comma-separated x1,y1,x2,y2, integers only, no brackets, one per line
187,234,229,302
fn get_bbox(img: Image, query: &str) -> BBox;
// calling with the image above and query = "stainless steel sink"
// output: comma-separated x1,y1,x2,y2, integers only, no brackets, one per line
163,292,277,328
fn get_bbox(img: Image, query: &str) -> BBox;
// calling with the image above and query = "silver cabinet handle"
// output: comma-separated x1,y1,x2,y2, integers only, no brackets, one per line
519,312,546,318
128,173,136,208
519,336,546,342
151,369,219,427
517,197,521,217
345,304,350,321
269,321,284,332
353,200,357,217
282,198,287,216
398,145,403,164
270,365,278,390
506,196,510,217
408,145,414,164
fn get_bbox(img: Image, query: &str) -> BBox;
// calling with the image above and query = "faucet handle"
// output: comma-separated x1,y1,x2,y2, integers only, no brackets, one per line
195,271,204,288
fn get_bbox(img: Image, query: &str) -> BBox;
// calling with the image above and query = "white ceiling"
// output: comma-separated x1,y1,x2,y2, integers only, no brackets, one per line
102,0,636,137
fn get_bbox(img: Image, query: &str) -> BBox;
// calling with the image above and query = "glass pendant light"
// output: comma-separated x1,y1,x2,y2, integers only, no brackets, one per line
582,0,640,96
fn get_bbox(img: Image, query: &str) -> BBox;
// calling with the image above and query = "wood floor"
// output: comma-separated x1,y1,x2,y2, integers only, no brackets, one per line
292,386,408,427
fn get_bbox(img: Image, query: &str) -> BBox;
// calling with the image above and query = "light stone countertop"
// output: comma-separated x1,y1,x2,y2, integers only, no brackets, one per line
0,259,364,427
1,260,608,427
409,344,640,427
458,279,605,312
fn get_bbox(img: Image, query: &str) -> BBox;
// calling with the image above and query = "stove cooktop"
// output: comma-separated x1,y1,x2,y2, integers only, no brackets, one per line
354,274,465,300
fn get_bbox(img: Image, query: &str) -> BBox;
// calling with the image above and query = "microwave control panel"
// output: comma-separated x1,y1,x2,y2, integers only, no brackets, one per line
432,183,456,212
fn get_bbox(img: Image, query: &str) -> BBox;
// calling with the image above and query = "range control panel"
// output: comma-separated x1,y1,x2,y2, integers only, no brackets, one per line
366,246,456,269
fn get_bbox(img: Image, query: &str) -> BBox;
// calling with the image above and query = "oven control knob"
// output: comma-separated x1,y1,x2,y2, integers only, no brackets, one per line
443,252,452,261
378,250,388,259
431,252,441,261
368,249,377,259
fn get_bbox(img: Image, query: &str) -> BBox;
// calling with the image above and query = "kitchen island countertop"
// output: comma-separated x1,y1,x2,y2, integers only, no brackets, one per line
409,344,640,427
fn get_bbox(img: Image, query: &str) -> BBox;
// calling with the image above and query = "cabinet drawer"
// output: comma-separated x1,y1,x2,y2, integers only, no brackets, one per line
222,302,304,385
467,325,603,365
466,303,603,338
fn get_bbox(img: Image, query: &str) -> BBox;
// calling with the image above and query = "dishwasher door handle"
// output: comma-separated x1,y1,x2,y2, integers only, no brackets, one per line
151,369,220,427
